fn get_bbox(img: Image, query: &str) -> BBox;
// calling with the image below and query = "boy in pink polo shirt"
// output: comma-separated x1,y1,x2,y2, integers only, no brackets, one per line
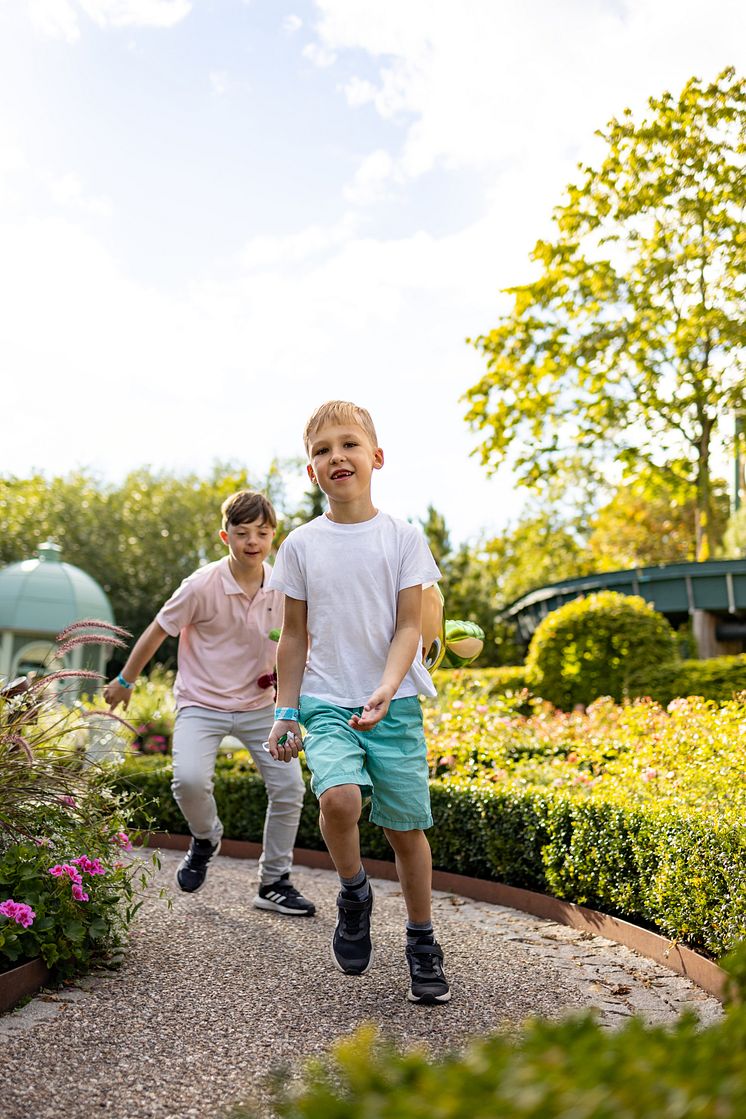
103,491,315,915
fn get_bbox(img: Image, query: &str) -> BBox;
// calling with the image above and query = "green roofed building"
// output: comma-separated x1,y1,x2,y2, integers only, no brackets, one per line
0,541,115,695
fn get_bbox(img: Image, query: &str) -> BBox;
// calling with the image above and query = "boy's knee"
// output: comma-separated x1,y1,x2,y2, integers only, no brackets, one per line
171,771,212,800
320,784,362,826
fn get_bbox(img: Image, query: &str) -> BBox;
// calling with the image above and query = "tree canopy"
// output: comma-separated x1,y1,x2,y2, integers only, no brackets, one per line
465,68,746,559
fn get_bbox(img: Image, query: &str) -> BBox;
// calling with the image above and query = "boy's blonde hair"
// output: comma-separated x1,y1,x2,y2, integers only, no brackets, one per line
303,400,379,456
221,490,277,531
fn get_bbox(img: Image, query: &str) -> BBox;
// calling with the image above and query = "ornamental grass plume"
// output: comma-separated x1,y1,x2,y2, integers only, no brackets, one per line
0,619,133,841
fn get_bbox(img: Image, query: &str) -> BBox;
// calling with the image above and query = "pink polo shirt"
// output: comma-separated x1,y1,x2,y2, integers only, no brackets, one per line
156,557,282,712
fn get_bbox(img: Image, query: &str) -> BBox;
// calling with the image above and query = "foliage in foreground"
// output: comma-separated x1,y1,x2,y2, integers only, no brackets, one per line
231,981,746,1119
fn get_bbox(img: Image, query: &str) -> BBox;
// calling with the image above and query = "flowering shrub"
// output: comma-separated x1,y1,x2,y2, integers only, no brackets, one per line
0,622,161,978
123,668,176,753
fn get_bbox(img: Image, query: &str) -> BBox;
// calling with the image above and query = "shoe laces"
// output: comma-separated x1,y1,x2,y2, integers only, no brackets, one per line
409,941,444,977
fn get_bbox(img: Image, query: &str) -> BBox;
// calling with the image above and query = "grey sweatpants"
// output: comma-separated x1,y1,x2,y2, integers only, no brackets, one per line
171,705,306,886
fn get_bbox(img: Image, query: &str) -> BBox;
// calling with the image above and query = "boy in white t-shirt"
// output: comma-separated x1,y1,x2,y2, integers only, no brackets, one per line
267,401,450,1004
104,490,315,916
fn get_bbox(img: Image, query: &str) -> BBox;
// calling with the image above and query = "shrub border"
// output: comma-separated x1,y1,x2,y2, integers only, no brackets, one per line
143,832,726,1002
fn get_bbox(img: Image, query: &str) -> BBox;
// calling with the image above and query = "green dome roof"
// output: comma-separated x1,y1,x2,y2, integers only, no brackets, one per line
0,542,114,634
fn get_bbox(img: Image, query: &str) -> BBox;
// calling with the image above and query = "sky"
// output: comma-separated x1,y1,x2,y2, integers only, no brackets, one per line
1,0,745,546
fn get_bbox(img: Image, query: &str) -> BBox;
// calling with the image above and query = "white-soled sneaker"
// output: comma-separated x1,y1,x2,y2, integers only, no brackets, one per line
253,873,316,916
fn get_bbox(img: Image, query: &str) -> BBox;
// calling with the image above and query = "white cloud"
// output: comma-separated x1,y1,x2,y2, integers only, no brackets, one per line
282,13,302,34
209,69,229,96
342,75,376,108
26,0,191,40
302,41,336,68
49,172,113,216
343,149,395,205
28,0,81,42
311,0,746,184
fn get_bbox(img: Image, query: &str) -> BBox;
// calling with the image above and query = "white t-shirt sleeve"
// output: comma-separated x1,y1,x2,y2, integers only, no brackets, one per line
398,525,442,591
268,535,307,601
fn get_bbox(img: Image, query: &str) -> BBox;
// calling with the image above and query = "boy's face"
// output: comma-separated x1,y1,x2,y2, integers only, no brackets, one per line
219,517,274,567
306,421,383,502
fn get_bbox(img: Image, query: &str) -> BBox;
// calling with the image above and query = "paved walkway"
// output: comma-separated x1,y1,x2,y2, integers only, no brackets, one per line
0,849,723,1119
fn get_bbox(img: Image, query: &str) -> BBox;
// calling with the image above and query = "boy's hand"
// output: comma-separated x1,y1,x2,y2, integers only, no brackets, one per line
103,680,132,711
349,686,393,731
266,720,302,762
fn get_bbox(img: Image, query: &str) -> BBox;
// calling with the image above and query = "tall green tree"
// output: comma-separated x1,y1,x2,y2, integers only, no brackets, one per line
465,68,746,560
0,464,297,665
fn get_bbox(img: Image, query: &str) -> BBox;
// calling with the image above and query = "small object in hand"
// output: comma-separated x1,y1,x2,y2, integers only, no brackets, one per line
262,731,295,752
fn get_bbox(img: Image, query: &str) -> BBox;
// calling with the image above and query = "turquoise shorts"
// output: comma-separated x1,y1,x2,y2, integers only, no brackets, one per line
298,694,433,831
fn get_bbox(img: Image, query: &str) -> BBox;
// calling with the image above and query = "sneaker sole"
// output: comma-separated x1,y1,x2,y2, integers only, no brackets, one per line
407,987,452,1005
174,839,221,894
252,896,316,917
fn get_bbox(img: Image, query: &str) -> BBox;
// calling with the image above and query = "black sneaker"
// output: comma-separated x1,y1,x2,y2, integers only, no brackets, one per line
175,837,221,893
253,874,316,917
332,885,374,975
406,939,451,1004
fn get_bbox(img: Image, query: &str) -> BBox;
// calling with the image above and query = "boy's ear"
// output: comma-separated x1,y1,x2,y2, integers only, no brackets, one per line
219,528,229,545
373,447,384,470
306,463,317,485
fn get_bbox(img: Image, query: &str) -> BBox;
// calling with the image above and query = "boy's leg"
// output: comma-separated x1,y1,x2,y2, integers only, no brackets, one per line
171,706,229,892
384,825,450,1005
234,707,315,916
318,783,363,878
381,827,432,923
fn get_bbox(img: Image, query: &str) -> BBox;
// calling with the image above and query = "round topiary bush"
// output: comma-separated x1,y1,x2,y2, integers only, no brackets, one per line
525,591,679,709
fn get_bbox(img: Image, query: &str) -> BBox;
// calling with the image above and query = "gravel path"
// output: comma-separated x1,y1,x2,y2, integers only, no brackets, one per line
0,849,723,1119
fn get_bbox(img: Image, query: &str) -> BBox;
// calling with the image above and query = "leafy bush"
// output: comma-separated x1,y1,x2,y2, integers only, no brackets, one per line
0,624,161,978
118,691,746,956
630,653,746,706
230,962,746,1119
525,592,679,709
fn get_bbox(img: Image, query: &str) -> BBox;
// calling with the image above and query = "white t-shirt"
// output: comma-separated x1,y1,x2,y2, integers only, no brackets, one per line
269,511,441,706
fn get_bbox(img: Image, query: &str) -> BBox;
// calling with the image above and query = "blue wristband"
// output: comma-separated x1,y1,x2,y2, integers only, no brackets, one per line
275,706,299,722
117,673,133,690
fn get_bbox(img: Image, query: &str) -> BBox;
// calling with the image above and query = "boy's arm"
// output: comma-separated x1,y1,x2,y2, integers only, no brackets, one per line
267,595,308,761
351,584,423,732
102,620,169,710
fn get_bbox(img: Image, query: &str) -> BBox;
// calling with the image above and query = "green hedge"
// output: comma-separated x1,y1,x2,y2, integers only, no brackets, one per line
629,653,746,705
116,756,746,957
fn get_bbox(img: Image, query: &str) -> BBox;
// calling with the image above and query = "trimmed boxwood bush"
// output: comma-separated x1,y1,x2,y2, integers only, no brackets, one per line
629,653,746,705
525,591,679,709
116,751,746,957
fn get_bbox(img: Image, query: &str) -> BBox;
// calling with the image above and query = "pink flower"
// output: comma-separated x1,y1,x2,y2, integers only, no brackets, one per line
476,704,488,715
48,863,83,886
48,864,65,877
0,899,36,928
71,884,89,902
642,767,658,782
112,831,133,851
71,856,106,876
57,795,77,807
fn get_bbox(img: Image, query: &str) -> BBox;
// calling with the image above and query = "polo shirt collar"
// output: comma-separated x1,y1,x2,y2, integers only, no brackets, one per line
219,557,272,597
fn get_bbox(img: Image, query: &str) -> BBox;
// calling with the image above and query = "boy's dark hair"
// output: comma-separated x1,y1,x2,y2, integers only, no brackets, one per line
221,490,277,531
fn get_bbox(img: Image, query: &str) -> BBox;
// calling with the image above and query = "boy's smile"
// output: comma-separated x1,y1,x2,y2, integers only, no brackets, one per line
307,422,383,521
220,518,274,575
